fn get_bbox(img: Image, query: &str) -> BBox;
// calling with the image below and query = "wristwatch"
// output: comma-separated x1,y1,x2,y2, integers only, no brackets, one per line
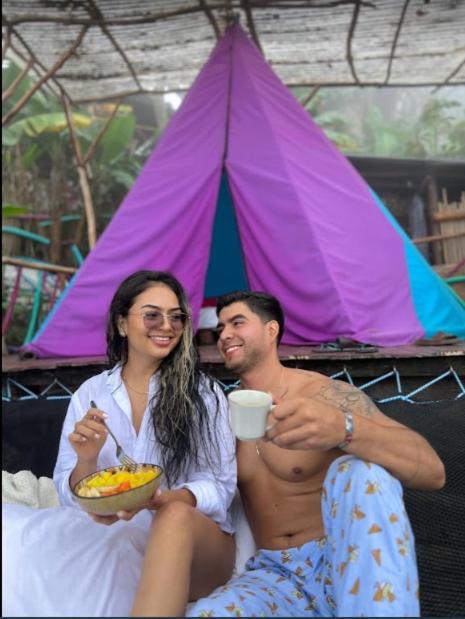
338,410,354,450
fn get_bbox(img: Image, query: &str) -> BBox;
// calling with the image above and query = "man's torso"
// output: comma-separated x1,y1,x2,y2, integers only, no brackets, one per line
237,369,342,550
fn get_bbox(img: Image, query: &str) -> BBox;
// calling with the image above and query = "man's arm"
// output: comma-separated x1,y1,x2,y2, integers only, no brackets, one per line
266,379,445,491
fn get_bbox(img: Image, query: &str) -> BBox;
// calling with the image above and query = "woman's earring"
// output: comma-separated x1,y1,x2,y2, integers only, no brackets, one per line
119,330,126,337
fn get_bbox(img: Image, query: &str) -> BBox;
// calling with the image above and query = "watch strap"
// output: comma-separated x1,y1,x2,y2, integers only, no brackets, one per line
338,410,354,449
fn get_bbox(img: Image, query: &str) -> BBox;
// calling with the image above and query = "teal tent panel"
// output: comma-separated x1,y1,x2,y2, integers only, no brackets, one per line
204,173,248,297
371,191,465,338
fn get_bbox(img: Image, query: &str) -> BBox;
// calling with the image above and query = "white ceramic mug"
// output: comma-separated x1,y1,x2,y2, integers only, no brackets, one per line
228,390,273,441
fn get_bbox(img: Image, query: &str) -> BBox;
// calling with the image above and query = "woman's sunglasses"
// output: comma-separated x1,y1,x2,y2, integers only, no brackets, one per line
128,310,189,332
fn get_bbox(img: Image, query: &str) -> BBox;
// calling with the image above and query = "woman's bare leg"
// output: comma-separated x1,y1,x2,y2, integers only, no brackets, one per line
131,501,235,617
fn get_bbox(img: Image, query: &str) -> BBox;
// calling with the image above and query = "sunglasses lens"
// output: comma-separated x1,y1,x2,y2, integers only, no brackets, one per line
142,312,186,331
169,313,187,330
142,312,163,330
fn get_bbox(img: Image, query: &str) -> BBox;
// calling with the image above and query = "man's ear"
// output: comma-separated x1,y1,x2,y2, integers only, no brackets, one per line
267,320,280,343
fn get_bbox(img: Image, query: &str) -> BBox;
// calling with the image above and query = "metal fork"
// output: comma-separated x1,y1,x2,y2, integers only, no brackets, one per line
90,400,138,471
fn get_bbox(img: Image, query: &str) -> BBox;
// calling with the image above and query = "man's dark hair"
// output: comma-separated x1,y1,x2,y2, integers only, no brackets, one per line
216,291,285,345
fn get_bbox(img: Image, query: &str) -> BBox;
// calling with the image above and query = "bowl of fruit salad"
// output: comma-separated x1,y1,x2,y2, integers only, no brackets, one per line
72,463,164,516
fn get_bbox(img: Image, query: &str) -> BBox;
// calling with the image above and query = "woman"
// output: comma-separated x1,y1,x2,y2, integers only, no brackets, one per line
3,271,236,617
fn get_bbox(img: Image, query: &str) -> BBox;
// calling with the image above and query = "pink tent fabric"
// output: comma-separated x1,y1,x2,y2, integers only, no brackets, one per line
225,27,421,345
26,31,232,357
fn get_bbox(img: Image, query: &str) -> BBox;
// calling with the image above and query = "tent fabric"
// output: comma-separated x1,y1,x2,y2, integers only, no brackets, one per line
24,26,465,358
371,191,465,340
225,27,424,345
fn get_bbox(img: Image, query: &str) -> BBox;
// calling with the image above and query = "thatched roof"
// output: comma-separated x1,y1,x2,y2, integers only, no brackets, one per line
2,1,465,103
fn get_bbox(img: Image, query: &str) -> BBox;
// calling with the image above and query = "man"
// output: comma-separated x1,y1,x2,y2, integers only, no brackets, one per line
188,291,445,617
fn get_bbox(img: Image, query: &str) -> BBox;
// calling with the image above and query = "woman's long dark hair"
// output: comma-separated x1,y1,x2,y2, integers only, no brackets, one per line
107,270,221,486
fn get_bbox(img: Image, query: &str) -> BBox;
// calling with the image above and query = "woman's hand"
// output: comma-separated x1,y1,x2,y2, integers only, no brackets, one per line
87,489,165,526
68,406,108,463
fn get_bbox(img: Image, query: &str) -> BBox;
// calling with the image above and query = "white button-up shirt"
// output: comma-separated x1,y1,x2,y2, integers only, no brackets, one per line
53,366,237,533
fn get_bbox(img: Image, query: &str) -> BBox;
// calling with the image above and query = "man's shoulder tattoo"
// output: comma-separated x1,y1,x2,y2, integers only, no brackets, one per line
315,379,379,418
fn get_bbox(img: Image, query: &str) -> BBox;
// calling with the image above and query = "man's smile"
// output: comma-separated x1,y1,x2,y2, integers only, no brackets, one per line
223,343,243,358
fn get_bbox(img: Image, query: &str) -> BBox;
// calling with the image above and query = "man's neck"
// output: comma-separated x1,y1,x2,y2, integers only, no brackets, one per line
239,355,283,394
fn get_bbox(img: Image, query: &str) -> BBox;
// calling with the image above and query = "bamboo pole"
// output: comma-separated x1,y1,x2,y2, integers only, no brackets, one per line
433,57,465,93
300,85,321,108
2,26,88,126
432,210,465,223
198,0,221,39
412,231,465,245
82,99,122,165
2,27,11,62
2,57,34,104
241,0,263,53
9,38,63,99
384,0,410,84
71,78,458,106
6,1,376,26
2,256,77,274
346,0,362,84
86,0,142,90
62,95,97,250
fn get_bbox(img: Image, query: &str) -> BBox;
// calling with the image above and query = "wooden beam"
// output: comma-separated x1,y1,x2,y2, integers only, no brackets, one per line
82,100,123,165
198,0,222,40
252,1,376,8
100,26,143,90
9,40,62,99
72,79,465,104
300,85,320,107
412,231,465,245
62,95,97,250
241,0,263,53
4,5,230,27
432,210,465,223
2,25,12,62
2,57,34,104
443,257,465,279
2,256,77,275
74,88,147,103
2,27,87,125
86,0,143,91
4,0,378,26
346,0,361,85
384,0,410,85
433,56,465,93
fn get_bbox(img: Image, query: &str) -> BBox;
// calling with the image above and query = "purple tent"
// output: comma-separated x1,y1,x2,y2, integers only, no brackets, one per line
25,26,465,357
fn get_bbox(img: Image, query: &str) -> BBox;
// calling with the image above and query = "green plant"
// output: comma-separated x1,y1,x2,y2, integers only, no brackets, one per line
2,204,28,218
293,86,465,160
403,99,465,158
295,88,360,151
2,57,158,262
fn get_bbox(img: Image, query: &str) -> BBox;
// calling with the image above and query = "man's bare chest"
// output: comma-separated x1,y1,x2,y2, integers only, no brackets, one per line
238,440,336,485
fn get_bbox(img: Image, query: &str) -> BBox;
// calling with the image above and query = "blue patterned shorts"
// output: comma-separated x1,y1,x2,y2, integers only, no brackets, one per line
187,456,420,617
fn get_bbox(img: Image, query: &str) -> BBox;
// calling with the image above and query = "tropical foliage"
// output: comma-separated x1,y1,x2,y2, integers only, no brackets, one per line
2,57,157,264
294,86,465,159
